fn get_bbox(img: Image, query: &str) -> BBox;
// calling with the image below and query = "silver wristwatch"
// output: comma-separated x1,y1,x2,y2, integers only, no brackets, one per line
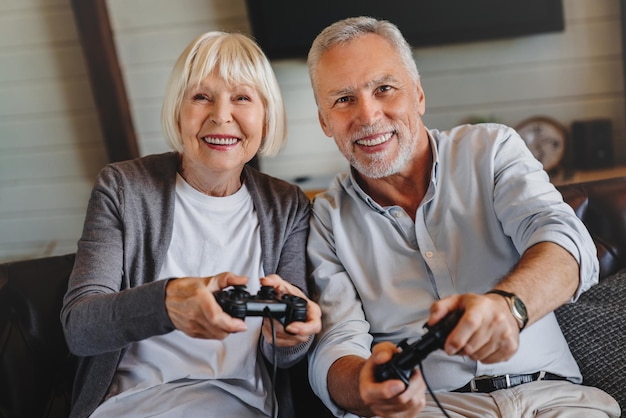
486,289,529,331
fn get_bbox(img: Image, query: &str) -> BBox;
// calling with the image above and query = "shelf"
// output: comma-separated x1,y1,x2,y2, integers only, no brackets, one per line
550,166,626,186
295,166,626,199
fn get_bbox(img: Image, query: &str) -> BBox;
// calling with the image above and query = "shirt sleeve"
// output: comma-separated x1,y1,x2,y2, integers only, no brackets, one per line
61,164,175,356
306,194,373,417
491,126,599,299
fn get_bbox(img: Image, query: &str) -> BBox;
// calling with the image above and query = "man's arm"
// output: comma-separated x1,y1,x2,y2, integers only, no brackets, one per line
328,356,373,416
327,345,427,417
492,241,579,326
430,241,580,364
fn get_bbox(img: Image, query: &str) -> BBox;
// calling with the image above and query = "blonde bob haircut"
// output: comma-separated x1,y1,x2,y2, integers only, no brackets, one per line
161,31,287,157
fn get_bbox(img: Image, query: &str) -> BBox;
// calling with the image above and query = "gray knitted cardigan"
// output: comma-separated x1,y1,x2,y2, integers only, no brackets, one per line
61,152,311,417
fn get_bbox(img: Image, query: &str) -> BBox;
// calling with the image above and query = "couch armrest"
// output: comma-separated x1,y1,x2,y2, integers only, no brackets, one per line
557,177,626,280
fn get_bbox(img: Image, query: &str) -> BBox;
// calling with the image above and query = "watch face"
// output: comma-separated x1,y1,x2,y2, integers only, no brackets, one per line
513,297,528,319
516,117,566,171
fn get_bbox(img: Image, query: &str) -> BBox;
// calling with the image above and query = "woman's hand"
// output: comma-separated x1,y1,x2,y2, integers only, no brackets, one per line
165,272,248,339
259,274,322,347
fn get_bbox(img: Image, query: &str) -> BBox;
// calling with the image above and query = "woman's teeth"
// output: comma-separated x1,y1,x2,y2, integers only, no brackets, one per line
203,137,238,145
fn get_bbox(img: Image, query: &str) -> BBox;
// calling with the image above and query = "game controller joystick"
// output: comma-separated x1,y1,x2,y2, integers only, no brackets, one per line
214,285,308,327
374,310,463,385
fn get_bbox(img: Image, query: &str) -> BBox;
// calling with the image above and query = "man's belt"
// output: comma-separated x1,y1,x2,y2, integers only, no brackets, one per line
453,371,569,393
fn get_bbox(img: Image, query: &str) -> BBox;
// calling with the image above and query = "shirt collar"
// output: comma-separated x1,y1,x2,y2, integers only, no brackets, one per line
346,129,441,212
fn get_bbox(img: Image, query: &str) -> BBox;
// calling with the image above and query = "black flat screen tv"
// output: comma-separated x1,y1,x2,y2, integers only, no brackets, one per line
244,0,565,60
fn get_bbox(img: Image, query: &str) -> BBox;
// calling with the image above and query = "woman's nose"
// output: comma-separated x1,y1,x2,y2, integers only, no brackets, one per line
209,100,232,125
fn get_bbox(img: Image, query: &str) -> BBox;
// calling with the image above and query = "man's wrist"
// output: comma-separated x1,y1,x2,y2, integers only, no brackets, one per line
485,289,529,330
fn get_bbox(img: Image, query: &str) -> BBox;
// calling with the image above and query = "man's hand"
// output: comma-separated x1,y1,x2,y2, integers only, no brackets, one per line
361,342,428,417
259,274,322,347
165,272,248,339
328,345,427,418
429,294,520,364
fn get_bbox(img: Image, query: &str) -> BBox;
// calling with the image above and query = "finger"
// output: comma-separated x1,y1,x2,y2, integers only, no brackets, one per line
260,274,308,299
259,274,282,288
198,287,248,335
466,325,519,363
429,295,462,325
206,272,248,292
259,274,291,295
285,300,322,334
262,319,308,346
371,341,399,365
443,309,480,355
370,369,427,417
285,319,321,336
199,317,246,339
171,296,247,339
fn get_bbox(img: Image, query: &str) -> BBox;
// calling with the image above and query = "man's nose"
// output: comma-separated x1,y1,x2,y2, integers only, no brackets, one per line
355,97,381,125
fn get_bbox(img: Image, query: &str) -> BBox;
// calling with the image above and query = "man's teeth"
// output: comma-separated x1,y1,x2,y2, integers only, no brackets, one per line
357,132,393,146
203,137,238,145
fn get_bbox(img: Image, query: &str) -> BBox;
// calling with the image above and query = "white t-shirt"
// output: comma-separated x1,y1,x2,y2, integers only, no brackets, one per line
91,174,272,417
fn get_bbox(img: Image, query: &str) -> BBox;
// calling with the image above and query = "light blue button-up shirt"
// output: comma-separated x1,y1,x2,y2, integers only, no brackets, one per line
307,123,599,417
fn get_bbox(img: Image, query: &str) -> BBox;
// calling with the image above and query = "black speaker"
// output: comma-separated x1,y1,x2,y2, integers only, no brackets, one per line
571,119,614,170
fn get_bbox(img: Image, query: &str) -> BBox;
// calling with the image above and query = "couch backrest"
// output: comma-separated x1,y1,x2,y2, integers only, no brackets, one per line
557,176,626,280
0,253,76,418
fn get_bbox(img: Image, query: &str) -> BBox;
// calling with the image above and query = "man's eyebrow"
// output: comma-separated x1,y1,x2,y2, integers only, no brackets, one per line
327,86,355,98
332,75,399,96
368,74,398,88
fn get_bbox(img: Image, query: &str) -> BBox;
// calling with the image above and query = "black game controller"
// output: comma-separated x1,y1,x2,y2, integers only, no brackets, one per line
374,310,463,386
214,285,308,327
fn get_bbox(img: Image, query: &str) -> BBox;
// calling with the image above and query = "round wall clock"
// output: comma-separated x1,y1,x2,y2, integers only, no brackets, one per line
515,116,567,172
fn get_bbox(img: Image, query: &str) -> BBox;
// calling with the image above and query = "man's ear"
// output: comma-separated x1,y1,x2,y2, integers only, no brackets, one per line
416,79,426,116
318,110,332,138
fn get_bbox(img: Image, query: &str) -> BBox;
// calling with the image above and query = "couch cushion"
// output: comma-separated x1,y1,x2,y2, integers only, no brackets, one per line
555,268,626,414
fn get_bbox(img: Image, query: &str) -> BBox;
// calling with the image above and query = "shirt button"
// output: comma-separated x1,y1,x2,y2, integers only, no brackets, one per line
424,251,434,258
391,209,403,218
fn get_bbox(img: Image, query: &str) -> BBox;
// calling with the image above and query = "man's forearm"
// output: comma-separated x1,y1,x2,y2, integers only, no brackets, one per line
496,241,579,326
328,356,374,417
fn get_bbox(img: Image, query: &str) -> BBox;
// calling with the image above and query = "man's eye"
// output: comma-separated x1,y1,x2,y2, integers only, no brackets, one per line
336,96,351,104
378,85,392,93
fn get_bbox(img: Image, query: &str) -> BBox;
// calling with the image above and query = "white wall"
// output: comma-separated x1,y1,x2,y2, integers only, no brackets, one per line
0,0,623,262
0,0,108,262
108,0,625,180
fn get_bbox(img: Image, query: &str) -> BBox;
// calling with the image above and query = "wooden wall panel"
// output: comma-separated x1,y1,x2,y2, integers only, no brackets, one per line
0,0,623,262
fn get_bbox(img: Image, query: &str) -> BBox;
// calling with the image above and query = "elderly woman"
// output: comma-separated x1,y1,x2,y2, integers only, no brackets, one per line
61,31,321,418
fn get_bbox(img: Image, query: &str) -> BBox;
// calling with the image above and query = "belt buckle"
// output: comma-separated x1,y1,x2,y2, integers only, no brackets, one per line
470,374,512,392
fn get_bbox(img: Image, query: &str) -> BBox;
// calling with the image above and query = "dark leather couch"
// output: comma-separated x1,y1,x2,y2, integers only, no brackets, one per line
2,176,626,417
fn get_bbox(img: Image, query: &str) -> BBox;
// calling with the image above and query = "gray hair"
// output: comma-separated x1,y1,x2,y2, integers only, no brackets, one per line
161,31,287,157
307,16,419,103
